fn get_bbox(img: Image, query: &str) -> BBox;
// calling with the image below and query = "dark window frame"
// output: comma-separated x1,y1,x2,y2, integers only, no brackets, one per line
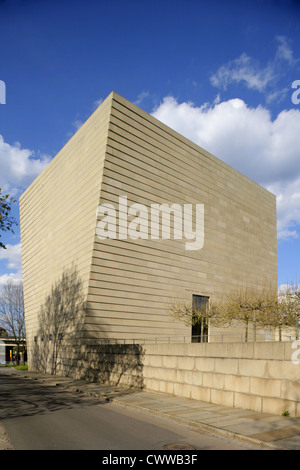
192,295,209,343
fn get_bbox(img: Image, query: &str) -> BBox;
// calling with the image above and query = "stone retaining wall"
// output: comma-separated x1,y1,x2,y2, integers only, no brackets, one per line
141,342,300,417
34,340,300,417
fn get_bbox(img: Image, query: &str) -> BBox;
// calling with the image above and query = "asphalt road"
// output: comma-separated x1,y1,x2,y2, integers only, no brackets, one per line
0,372,260,450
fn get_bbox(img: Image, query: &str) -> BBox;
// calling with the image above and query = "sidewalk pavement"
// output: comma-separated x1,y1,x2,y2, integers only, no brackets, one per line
1,367,300,450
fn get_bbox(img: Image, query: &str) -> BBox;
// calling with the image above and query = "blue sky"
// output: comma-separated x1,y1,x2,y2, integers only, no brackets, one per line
0,0,300,288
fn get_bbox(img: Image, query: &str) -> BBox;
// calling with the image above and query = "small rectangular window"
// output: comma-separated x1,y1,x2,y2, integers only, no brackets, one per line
192,295,209,343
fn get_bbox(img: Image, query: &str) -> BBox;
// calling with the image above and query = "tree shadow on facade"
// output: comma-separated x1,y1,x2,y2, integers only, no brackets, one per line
32,266,144,389
32,266,84,375
78,343,144,389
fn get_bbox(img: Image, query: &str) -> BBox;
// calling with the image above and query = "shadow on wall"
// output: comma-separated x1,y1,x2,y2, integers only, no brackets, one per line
32,265,84,375
78,343,144,389
31,266,144,389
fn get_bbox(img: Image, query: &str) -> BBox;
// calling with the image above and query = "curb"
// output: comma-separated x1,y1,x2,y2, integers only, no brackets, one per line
108,396,288,451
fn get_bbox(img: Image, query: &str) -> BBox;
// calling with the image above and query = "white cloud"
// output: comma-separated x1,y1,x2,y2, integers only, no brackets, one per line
0,243,22,285
0,135,50,191
211,53,275,92
72,119,83,131
278,282,300,294
0,136,50,283
0,243,22,271
152,96,300,240
0,272,22,287
266,177,300,240
93,98,103,109
134,91,150,106
275,36,298,67
210,36,299,102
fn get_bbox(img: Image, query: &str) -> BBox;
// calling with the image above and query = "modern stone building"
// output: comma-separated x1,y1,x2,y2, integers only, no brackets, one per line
19,92,277,373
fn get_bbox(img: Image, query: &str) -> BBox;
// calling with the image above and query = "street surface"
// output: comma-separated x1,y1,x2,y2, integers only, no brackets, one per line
0,371,261,450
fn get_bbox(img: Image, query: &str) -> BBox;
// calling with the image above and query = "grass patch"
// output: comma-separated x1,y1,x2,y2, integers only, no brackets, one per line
14,364,28,370
0,363,28,370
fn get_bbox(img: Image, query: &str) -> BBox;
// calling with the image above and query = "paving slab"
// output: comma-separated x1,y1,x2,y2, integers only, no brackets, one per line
251,426,300,442
220,419,281,435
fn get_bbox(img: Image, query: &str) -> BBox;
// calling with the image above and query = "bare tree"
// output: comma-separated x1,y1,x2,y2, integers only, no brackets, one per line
220,284,278,342
0,280,26,364
291,287,300,339
170,283,279,342
169,296,231,341
275,283,300,340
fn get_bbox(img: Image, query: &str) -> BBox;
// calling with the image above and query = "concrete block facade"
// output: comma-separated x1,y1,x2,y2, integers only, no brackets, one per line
20,91,277,371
